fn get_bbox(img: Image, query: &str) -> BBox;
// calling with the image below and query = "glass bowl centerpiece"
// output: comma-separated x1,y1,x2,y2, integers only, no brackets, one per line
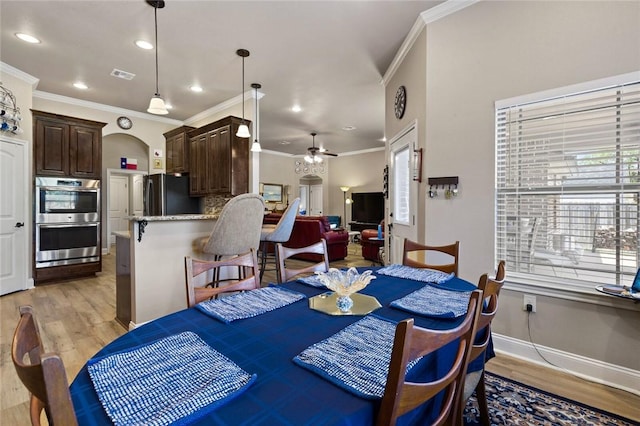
314,267,376,312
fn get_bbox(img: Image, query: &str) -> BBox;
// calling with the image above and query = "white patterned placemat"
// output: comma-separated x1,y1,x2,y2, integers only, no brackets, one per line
88,331,256,426
196,286,305,323
390,284,471,318
377,264,454,284
293,315,418,399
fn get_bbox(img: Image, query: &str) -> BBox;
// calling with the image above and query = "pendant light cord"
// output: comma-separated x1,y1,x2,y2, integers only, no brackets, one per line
241,56,245,123
154,5,159,95
254,85,258,142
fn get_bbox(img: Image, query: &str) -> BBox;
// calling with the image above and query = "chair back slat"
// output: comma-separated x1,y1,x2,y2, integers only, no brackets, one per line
402,239,460,276
377,290,483,426
470,262,505,362
276,239,330,283
185,249,261,308
12,306,78,426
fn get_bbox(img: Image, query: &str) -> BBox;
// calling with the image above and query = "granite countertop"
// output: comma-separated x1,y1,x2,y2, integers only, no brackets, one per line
127,214,219,221
112,231,130,238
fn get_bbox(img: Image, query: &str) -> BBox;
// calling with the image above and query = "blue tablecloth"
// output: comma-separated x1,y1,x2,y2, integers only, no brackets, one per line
70,268,491,425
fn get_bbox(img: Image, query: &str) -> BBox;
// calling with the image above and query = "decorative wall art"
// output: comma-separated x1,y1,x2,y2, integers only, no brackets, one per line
262,183,283,202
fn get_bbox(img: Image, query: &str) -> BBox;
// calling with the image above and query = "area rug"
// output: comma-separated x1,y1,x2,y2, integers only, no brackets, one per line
463,372,637,426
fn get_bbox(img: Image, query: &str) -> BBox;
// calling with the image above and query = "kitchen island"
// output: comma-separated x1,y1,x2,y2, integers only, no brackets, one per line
122,214,218,327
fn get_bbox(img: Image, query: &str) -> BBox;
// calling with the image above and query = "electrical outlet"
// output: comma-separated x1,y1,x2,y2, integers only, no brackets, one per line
523,294,536,313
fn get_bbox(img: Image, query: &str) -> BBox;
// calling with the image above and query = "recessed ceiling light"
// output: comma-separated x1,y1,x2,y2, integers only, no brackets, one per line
16,33,40,44
190,85,203,93
280,140,291,145
342,125,356,131
135,40,153,50
291,105,302,113
73,82,88,90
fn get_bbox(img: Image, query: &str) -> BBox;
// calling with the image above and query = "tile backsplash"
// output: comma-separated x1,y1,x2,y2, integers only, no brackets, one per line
203,195,232,215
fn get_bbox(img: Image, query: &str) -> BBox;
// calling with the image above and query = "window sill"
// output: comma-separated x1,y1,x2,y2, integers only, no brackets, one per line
504,274,640,312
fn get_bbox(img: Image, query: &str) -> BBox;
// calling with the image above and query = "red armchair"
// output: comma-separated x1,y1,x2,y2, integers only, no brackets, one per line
263,214,349,261
361,221,384,262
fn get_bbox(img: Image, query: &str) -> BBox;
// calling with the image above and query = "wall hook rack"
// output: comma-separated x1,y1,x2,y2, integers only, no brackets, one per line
428,176,459,199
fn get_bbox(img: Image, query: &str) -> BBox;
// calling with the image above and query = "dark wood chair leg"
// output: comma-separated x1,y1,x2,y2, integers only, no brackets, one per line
476,371,491,426
259,241,268,283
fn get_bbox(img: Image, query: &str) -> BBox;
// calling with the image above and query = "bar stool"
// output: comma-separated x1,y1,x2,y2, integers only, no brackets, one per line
196,193,265,287
259,198,300,283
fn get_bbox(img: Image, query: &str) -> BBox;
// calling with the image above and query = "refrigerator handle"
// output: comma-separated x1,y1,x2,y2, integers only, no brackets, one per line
144,177,153,216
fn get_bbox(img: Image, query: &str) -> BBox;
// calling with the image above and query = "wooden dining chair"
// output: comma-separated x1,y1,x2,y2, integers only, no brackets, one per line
458,261,505,425
377,290,483,426
402,238,460,276
185,249,260,308
276,239,330,283
11,305,78,426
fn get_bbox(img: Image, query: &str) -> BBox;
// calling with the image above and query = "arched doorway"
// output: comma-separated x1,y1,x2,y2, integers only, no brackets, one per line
299,175,323,216
102,133,149,251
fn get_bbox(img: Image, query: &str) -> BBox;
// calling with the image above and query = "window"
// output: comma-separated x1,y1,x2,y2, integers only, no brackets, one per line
393,145,410,224
496,75,640,289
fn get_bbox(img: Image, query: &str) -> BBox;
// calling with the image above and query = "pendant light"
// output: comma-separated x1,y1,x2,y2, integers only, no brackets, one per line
236,49,251,138
250,83,262,152
146,0,168,115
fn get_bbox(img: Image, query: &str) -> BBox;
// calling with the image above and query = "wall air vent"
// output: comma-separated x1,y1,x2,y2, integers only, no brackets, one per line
110,69,136,80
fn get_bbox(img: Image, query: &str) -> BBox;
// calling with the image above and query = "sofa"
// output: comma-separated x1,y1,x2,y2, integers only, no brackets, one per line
360,221,384,262
263,214,349,261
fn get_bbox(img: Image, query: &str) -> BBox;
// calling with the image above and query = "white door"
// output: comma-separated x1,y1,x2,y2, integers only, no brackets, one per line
0,137,29,295
388,126,418,264
132,174,144,216
309,184,323,216
299,185,308,215
109,175,129,245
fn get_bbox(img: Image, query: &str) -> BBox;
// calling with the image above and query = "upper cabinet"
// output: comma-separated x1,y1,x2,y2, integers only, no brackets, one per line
188,116,250,196
33,110,106,178
164,126,194,174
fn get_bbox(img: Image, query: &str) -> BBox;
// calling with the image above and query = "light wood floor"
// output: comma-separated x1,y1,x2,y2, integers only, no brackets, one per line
2,244,639,424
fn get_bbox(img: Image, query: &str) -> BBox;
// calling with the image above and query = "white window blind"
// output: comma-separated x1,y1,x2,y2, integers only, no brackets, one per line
496,79,640,288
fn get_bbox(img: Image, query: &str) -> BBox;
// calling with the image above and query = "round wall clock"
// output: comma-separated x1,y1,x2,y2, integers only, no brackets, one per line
117,116,133,130
394,85,406,119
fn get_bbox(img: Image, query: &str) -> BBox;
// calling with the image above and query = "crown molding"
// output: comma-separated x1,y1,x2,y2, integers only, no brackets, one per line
421,0,479,25
0,62,40,88
381,0,480,86
183,89,264,126
260,146,384,158
335,146,385,157
33,91,183,125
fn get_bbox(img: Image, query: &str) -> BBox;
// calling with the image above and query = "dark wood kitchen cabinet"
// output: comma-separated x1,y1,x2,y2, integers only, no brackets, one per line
164,125,194,174
188,116,250,196
33,110,106,178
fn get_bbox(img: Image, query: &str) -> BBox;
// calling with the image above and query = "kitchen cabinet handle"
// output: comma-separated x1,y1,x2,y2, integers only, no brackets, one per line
15,222,24,228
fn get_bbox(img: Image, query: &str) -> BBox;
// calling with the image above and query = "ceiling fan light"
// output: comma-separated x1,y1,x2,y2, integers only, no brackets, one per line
251,140,262,152
304,155,313,163
315,156,323,163
236,124,251,138
147,94,168,115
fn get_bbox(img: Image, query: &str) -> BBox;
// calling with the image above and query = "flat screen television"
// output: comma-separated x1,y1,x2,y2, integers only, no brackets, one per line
351,192,384,224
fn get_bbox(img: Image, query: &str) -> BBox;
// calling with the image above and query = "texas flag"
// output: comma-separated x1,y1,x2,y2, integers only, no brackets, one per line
120,157,138,170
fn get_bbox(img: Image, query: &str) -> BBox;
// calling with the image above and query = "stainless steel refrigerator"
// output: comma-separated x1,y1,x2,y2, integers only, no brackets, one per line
143,174,200,216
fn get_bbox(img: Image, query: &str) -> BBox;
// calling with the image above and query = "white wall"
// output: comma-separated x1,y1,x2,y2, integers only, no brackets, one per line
259,148,386,223
417,1,640,373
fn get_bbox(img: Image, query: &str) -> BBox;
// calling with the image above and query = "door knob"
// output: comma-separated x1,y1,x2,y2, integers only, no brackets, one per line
15,222,24,228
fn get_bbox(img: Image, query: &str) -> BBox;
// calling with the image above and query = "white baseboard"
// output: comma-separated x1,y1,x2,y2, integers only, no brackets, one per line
492,333,640,397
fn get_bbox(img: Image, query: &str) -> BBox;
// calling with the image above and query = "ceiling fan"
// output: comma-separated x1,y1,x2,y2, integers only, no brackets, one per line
304,132,338,163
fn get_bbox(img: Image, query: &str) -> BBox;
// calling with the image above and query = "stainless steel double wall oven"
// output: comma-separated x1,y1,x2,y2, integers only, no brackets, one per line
35,177,100,268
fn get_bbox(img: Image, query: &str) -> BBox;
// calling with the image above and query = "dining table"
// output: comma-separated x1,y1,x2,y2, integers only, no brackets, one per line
69,266,492,426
